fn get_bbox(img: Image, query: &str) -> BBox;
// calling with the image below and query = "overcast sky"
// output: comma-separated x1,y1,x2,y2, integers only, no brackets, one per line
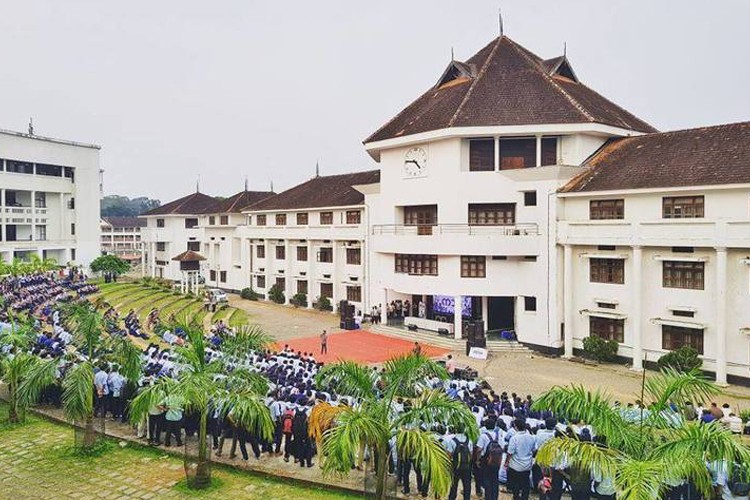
1,0,748,202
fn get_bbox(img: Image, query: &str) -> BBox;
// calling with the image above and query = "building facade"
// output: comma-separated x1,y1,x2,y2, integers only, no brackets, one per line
100,216,145,263
0,128,101,267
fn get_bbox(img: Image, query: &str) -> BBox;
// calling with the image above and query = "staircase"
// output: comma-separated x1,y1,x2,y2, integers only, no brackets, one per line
370,324,531,353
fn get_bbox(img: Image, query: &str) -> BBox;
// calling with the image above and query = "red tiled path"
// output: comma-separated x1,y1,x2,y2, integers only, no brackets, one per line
282,329,449,364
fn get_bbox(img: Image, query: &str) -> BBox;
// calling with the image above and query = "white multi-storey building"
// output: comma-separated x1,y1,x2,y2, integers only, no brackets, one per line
557,122,750,385
100,216,145,263
362,35,654,348
0,128,101,266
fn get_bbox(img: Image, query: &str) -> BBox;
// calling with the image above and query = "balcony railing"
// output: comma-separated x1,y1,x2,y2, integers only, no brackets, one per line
372,223,539,236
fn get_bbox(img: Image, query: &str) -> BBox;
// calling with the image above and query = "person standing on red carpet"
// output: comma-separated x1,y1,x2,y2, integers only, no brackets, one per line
320,330,328,355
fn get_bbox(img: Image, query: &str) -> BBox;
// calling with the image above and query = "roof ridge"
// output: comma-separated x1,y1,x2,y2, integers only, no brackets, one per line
448,37,503,128
506,39,596,124
641,120,750,137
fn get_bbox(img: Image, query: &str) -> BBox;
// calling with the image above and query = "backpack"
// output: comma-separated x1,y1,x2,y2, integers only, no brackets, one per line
729,466,750,497
281,409,295,434
483,430,504,467
452,437,472,472
292,410,308,437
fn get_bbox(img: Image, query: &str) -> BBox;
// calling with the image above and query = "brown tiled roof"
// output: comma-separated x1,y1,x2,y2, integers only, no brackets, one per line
365,36,656,143
171,250,206,262
141,192,217,216
561,121,750,193
102,216,146,228
199,190,275,214
247,170,380,211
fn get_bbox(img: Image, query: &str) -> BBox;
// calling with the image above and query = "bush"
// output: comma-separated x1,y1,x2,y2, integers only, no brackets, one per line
290,293,307,308
240,287,259,301
582,335,619,363
268,284,285,304
657,346,702,373
316,296,332,312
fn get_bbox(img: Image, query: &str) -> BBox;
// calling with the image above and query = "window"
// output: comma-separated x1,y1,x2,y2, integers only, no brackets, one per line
541,137,558,166
71,248,76,261
590,199,624,220
209,270,216,281
156,242,166,252
500,138,536,169
36,163,62,177
590,317,624,343
346,248,361,265
468,203,515,225
590,258,624,284
297,213,308,225
523,191,537,207
663,196,704,219
404,205,438,226
71,223,76,236
662,325,704,354
187,241,200,252
663,261,704,290
461,256,486,278
469,138,495,172
219,271,227,283
275,245,286,260
297,280,308,295
394,254,438,276
257,245,266,258
275,277,286,291
276,214,287,226
257,275,266,288
297,246,308,262
220,215,229,225
347,286,362,302
346,210,361,224
256,214,267,226
37,225,46,241
64,167,75,181
320,283,333,299
318,247,333,263
673,310,695,318
67,198,75,210
207,216,215,225
34,192,46,208
185,218,198,229
524,296,537,312
156,218,165,228
320,211,333,225
6,160,33,174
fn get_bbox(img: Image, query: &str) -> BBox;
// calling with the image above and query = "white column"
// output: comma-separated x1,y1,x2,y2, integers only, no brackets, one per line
481,295,489,333
149,241,156,277
332,241,340,312
494,136,500,171
306,240,314,309
535,135,542,167
454,295,463,340
140,241,146,277
715,247,728,386
59,194,65,240
631,246,644,371
0,189,5,242
563,244,574,358
264,240,272,301
381,288,388,324
284,240,291,305
30,190,36,241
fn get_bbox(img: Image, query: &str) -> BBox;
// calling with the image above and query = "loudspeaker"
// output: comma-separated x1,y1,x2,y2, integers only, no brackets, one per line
339,300,354,320
407,324,418,331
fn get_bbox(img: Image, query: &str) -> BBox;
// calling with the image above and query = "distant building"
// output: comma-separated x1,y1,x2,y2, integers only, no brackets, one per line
0,127,101,267
100,216,146,263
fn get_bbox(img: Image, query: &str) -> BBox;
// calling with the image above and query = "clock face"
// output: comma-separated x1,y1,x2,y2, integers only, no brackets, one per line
403,147,427,178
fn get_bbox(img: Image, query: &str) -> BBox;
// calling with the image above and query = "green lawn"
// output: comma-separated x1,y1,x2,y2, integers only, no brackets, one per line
0,405,353,499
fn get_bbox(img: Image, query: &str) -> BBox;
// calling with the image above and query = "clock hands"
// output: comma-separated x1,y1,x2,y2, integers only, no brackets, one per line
405,159,422,169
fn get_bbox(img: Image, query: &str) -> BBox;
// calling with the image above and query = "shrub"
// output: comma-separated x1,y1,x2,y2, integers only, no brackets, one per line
268,284,285,304
582,335,619,363
740,409,750,422
316,296,332,312
240,287,259,301
290,293,307,308
657,346,702,373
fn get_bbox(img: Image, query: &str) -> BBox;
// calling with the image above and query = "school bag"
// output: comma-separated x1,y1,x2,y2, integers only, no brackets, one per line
452,437,472,472
292,410,308,437
483,430,504,467
281,409,295,434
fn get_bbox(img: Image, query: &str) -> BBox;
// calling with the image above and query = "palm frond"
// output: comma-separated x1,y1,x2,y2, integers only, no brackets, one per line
381,353,447,399
128,377,179,424
643,367,719,415
315,360,376,400
221,391,275,441
225,368,270,396
320,406,388,476
614,458,669,500
396,428,452,497
536,437,620,479
61,361,95,423
17,357,59,407
221,324,274,357
106,335,143,382
652,420,750,468
395,389,480,441
308,402,348,442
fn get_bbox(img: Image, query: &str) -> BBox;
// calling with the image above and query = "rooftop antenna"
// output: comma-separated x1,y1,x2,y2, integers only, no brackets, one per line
270,180,274,193
244,175,248,191
564,41,567,57
28,117,34,135
451,47,455,61
196,174,200,193
315,160,320,178
498,8,504,37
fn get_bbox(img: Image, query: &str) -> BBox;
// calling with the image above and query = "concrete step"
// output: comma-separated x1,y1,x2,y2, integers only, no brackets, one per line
370,325,532,353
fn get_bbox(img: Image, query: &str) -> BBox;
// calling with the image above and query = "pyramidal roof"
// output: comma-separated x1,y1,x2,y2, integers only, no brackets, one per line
141,192,217,216
366,36,656,144
199,190,275,214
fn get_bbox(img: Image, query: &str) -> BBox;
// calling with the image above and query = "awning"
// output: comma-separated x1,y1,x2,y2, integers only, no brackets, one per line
654,255,708,263
650,317,707,329
580,253,629,260
580,309,627,320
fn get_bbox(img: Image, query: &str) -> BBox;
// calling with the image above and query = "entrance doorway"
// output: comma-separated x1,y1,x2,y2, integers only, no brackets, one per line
487,297,515,337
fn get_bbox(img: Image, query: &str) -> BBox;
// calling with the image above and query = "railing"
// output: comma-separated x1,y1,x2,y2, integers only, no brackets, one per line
372,223,539,236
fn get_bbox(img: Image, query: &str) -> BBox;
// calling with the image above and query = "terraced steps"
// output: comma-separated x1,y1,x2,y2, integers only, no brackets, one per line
369,324,531,353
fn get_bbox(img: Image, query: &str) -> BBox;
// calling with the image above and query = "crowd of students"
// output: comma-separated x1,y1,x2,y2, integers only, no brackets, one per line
3,272,750,500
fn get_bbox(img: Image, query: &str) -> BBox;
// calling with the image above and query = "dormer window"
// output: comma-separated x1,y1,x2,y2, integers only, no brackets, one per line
435,61,475,89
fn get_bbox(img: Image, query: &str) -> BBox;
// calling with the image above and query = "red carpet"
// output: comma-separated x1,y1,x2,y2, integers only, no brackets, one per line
280,330,449,364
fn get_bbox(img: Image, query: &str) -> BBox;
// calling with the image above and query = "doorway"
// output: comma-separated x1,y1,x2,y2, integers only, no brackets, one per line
487,297,515,335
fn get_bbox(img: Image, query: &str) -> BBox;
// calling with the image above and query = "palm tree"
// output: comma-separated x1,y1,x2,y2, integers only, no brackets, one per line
0,314,39,423
19,301,142,448
128,320,275,489
314,353,479,500
533,367,750,499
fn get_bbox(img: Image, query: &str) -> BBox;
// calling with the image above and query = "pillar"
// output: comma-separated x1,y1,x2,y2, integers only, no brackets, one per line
454,295,463,340
563,244,574,358
715,247,728,385
30,190,36,241
381,288,388,324
494,136,500,171
264,240,272,301
0,188,5,242
306,240,314,309
149,241,156,278
631,246,644,371
535,135,542,167
331,241,339,313
481,295,489,333
284,240,291,305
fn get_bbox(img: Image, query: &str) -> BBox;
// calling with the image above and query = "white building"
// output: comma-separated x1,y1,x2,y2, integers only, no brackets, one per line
100,216,145,263
0,128,101,267
557,122,750,385
362,35,654,348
